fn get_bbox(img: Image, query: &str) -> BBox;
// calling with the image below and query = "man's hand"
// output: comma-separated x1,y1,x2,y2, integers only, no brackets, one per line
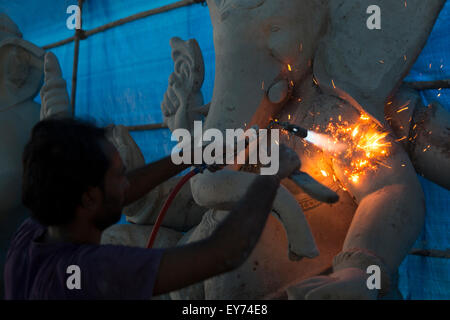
275,144,301,180
154,145,304,295
287,268,379,300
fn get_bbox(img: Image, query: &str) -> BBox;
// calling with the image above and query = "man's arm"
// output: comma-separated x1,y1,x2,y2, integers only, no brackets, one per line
153,174,280,295
152,144,300,296
124,156,190,206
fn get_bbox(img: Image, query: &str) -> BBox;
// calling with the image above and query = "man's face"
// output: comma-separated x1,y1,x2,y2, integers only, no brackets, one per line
93,142,130,231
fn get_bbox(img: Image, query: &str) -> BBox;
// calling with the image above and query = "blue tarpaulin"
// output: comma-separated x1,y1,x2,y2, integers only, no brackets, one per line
1,0,448,299
398,0,450,298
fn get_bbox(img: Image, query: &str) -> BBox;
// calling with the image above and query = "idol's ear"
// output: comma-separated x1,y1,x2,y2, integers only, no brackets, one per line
313,0,445,125
40,52,71,119
161,37,209,133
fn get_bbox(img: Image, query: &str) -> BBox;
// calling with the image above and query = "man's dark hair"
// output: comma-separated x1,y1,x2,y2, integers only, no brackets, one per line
22,118,110,226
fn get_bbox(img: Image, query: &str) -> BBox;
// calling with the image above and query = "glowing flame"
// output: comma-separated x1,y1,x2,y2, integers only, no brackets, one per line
305,131,346,154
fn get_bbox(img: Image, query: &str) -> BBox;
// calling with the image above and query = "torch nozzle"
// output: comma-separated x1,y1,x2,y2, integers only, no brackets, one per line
269,120,308,138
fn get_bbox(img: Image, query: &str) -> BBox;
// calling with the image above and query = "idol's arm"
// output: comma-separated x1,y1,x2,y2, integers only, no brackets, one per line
287,142,424,299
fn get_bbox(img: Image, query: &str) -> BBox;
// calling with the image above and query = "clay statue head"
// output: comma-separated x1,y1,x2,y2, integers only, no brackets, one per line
0,13,44,111
204,0,328,132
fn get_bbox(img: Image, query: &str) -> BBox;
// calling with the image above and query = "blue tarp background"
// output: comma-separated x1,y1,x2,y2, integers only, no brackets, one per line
1,0,448,299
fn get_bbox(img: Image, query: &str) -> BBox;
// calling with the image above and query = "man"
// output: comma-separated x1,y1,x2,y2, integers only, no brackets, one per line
4,117,301,299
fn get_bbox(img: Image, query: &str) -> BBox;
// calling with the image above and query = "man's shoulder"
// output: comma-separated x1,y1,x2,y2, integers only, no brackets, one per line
8,218,43,254
4,218,46,299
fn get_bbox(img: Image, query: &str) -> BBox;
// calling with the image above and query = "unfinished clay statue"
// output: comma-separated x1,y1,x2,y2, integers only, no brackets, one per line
157,0,449,299
0,14,71,296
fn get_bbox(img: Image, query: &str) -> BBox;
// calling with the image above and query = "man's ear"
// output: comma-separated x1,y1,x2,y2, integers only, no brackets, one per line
80,186,102,210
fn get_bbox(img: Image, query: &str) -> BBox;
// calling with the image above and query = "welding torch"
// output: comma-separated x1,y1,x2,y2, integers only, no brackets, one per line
269,120,339,204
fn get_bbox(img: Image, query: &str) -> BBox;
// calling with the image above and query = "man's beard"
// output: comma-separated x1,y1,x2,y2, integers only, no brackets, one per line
93,195,123,231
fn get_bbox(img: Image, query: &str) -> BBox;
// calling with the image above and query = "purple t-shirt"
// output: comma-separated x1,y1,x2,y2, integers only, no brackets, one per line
4,218,165,300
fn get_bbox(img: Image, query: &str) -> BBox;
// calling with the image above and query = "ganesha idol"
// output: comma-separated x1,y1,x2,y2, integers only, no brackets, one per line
146,0,449,300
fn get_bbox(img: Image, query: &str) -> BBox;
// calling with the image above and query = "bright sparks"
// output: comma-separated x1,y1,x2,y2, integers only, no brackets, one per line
321,113,392,184
396,101,410,113
360,114,371,121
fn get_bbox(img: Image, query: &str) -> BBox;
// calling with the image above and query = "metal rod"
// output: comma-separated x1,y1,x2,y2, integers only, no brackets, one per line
126,123,168,131
42,0,203,50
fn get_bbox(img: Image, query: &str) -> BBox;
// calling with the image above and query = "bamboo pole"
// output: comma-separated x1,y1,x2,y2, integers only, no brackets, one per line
43,36,76,50
410,248,450,259
126,123,168,131
70,0,84,116
43,0,204,50
406,79,450,90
